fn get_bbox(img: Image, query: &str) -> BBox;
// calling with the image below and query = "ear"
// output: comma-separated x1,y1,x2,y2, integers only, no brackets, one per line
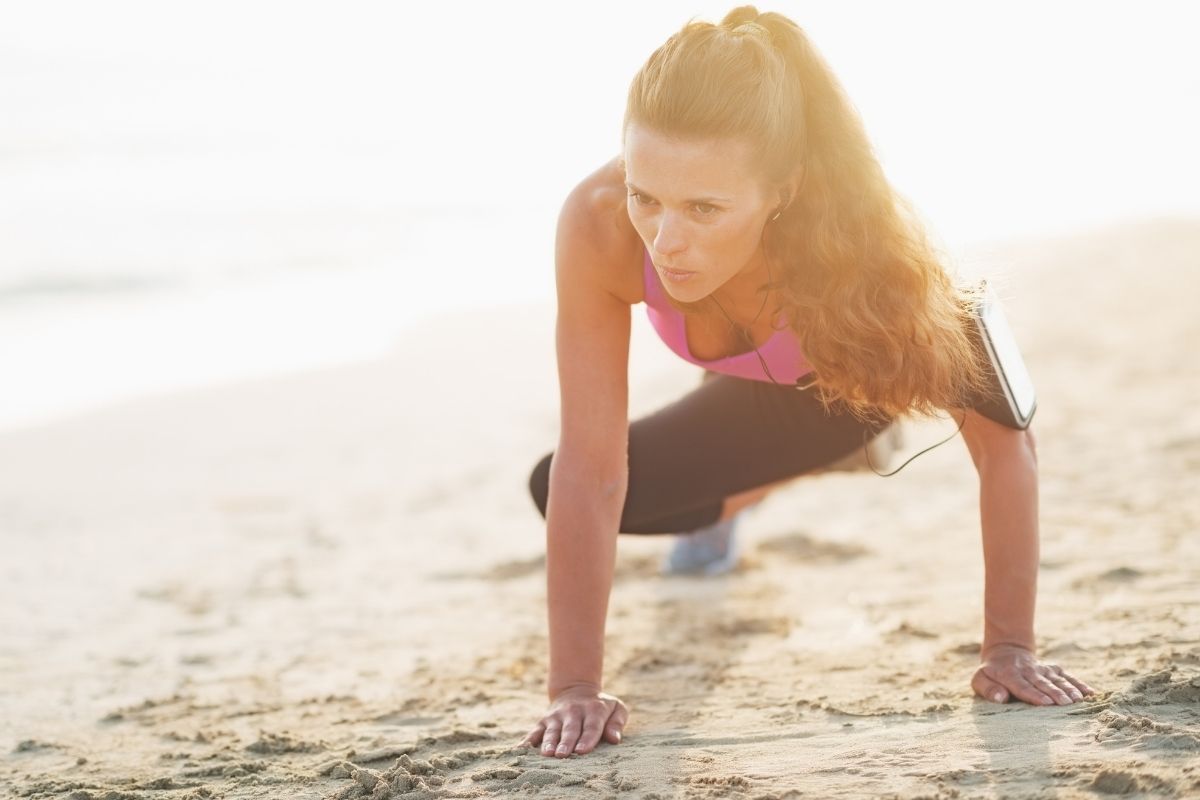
778,166,803,209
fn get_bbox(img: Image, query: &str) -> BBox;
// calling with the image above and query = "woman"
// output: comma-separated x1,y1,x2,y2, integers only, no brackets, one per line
520,6,1095,759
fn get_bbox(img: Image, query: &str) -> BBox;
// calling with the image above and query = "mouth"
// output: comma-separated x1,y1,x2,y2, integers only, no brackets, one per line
657,264,697,284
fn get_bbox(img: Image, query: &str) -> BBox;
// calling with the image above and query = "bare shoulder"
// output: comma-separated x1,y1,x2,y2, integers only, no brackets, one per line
556,156,644,306
553,158,638,461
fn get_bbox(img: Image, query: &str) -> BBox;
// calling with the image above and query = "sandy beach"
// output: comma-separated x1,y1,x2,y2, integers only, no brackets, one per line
2,217,1198,799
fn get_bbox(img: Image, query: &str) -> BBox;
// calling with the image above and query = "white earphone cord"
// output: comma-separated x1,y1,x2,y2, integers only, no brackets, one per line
705,257,965,477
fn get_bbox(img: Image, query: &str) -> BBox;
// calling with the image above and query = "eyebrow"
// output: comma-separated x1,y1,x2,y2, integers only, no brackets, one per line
624,182,733,205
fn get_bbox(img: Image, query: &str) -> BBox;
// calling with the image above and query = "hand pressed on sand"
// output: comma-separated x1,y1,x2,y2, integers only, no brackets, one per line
518,686,630,758
972,643,1097,705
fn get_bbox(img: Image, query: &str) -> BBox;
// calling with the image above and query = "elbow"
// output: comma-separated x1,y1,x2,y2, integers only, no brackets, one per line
992,429,1037,479
962,410,1038,474
526,448,629,523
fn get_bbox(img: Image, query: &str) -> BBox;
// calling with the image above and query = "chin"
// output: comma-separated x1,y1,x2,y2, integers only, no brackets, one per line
661,282,713,310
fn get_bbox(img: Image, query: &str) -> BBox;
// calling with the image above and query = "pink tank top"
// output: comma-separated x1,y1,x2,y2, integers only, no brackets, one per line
641,248,814,385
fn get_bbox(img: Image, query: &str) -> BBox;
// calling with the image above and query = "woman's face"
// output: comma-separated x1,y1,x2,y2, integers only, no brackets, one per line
622,123,777,305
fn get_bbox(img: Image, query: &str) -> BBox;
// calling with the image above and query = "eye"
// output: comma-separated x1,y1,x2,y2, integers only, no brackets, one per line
693,203,719,215
628,191,656,207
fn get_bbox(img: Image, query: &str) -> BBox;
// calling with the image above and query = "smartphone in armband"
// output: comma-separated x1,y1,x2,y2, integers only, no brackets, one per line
967,280,1037,430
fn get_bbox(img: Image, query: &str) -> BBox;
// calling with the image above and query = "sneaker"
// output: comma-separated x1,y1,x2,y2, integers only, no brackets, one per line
661,514,741,576
825,418,907,474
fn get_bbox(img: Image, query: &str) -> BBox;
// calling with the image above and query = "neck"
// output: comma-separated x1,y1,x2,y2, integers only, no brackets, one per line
709,247,776,323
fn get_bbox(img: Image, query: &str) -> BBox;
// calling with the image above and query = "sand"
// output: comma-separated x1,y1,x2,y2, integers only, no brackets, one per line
2,217,1198,799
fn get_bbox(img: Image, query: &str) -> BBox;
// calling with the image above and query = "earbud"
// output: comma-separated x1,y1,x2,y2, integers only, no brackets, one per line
770,191,792,222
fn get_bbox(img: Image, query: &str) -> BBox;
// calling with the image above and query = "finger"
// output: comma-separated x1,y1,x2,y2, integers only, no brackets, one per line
1052,667,1098,696
540,721,562,757
971,667,1010,704
519,722,546,748
555,715,583,758
1026,671,1072,705
1000,671,1055,706
604,698,630,744
1045,671,1083,702
575,711,607,755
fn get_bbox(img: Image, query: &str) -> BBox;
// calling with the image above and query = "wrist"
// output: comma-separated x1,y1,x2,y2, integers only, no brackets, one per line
983,620,1035,657
548,679,602,701
981,640,1036,660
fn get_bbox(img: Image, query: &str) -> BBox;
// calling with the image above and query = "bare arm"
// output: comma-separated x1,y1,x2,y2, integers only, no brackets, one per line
523,165,638,756
961,409,1039,655
959,410,1094,705
545,176,633,698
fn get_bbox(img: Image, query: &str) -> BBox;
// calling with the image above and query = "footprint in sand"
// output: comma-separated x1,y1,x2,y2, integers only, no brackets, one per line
1088,767,1182,796
709,615,794,638
11,739,64,753
1068,566,1146,592
435,551,661,584
883,621,938,642
757,532,870,563
431,555,544,582
942,641,981,657
244,730,326,755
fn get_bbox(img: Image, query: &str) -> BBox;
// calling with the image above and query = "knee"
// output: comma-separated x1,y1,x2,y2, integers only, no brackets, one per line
527,451,553,519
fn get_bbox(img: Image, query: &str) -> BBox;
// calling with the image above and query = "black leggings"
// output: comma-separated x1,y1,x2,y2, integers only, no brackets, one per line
527,371,892,534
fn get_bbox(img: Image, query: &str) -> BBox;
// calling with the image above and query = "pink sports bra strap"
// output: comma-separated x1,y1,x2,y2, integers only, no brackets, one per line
640,248,813,385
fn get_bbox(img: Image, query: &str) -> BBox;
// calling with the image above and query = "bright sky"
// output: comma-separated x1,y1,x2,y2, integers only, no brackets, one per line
4,0,1197,271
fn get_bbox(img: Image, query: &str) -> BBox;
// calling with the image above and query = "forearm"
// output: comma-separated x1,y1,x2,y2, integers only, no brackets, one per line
544,456,626,699
978,450,1040,656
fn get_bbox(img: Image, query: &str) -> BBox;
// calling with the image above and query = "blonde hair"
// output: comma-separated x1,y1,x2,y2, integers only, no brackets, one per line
624,6,991,422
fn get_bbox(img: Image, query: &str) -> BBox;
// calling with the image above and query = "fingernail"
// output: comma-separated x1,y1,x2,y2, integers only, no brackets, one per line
992,691,1004,703
615,731,622,743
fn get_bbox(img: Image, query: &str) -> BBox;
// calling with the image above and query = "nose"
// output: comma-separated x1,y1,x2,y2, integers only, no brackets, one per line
652,212,687,258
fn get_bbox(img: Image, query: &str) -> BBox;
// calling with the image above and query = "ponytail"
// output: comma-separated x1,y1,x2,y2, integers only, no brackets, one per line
626,7,990,421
